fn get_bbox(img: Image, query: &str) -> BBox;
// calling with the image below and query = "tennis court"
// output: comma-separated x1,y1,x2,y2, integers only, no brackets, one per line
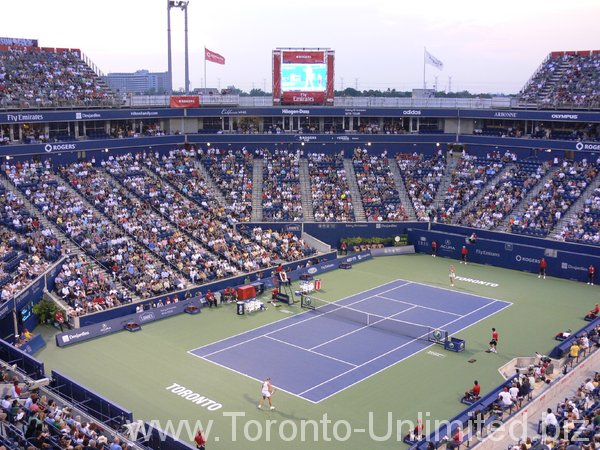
189,279,511,403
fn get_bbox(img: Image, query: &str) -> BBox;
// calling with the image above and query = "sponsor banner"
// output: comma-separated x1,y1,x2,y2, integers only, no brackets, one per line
170,96,200,108
281,91,325,105
369,245,415,257
56,299,200,347
0,37,38,46
0,109,181,125
262,252,372,290
410,229,600,283
575,142,600,152
0,300,13,321
19,334,46,355
0,135,185,158
1,107,599,125
205,48,225,65
460,109,599,123
282,51,325,64
14,277,45,310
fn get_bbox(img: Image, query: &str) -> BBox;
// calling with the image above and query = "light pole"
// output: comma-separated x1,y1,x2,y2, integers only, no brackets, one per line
167,1,190,95
167,0,172,94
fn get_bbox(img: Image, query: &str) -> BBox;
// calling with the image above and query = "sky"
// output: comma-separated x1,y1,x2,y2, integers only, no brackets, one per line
3,0,599,94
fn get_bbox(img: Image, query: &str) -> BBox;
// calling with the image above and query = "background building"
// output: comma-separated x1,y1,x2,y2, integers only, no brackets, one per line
104,69,171,94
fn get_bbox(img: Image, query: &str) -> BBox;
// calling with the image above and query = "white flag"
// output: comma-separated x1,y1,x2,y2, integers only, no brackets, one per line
425,50,444,70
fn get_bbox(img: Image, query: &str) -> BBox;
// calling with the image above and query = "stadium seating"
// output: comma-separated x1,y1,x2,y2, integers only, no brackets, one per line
459,160,550,229
353,149,407,221
519,50,600,108
308,152,355,222
441,156,505,223
556,186,600,245
511,161,599,237
261,148,303,221
0,46,115,109
398,153,445,221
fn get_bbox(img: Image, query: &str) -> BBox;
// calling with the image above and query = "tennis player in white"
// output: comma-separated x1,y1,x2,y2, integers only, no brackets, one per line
258,377,275,410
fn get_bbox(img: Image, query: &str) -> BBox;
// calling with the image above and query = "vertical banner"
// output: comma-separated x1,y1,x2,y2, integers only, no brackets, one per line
272,50,281,105
326,50,335,106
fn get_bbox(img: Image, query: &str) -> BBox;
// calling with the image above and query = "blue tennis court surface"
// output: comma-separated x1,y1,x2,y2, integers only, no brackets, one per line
188,279,511,403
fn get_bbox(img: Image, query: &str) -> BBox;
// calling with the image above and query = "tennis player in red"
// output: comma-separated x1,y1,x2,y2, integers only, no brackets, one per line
489,328,499,353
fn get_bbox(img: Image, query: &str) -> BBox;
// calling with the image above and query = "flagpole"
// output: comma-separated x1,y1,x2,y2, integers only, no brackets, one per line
423,47,426,89
204,47,207,89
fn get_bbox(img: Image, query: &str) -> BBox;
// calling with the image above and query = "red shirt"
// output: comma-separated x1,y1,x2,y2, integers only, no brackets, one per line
471,384,481,396
540,259,547,269
452,429,462,444
492,330,499,341
432,241,437,248
461,247,467,255
194,432,206,446
593,305,600,314
589,266,595,275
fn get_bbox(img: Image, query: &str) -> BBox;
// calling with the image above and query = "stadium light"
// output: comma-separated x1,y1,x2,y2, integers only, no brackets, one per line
167,0,190,94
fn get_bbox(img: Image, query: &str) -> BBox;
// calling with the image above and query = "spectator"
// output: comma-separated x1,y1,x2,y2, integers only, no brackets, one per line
463,380,481,403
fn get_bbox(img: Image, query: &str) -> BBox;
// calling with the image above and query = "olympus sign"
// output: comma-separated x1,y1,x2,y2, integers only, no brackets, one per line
402,110,422,115
551,114,578,120
576,142,600,151
44,143,76,152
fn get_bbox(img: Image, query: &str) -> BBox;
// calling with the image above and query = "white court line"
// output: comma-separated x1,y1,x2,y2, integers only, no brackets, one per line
376,294,462,317
188,278,409,355
190,280,413,359
310,306,418,351
300,298,502,397
394,277,513,306
264,335,357,368
313,299,512,403
188,277,512,403
185,349,319,404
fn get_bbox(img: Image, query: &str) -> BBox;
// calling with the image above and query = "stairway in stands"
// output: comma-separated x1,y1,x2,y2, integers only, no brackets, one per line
539,57,571,99
454,163,515,225
251,158,264,221
342,159,366,221
432,154,460,213
298,158,315,221
498,165,557,231
388,159,417,220
193,160,226,206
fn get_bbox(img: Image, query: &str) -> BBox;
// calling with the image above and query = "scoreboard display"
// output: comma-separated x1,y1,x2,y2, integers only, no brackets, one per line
273,48,335,106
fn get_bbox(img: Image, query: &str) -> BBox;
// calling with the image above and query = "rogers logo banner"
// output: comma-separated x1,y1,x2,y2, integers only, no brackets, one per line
170,96,200,108
282,91,325,105
282,51,325,64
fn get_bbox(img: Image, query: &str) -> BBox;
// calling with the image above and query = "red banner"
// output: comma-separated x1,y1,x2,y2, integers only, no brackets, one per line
170,96,200,108
325,50,335,106
272,50,281,105
281,91,325,105
205,48,225,65
282,51,325,64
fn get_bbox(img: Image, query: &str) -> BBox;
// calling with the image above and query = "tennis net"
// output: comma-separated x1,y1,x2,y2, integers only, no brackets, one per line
300,294,447,343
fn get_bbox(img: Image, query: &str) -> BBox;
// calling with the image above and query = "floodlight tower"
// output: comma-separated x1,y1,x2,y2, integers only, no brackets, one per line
167,0,190,94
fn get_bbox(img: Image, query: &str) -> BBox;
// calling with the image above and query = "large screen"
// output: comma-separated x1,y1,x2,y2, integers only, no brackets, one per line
281,64,327,92
273,49,335,105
